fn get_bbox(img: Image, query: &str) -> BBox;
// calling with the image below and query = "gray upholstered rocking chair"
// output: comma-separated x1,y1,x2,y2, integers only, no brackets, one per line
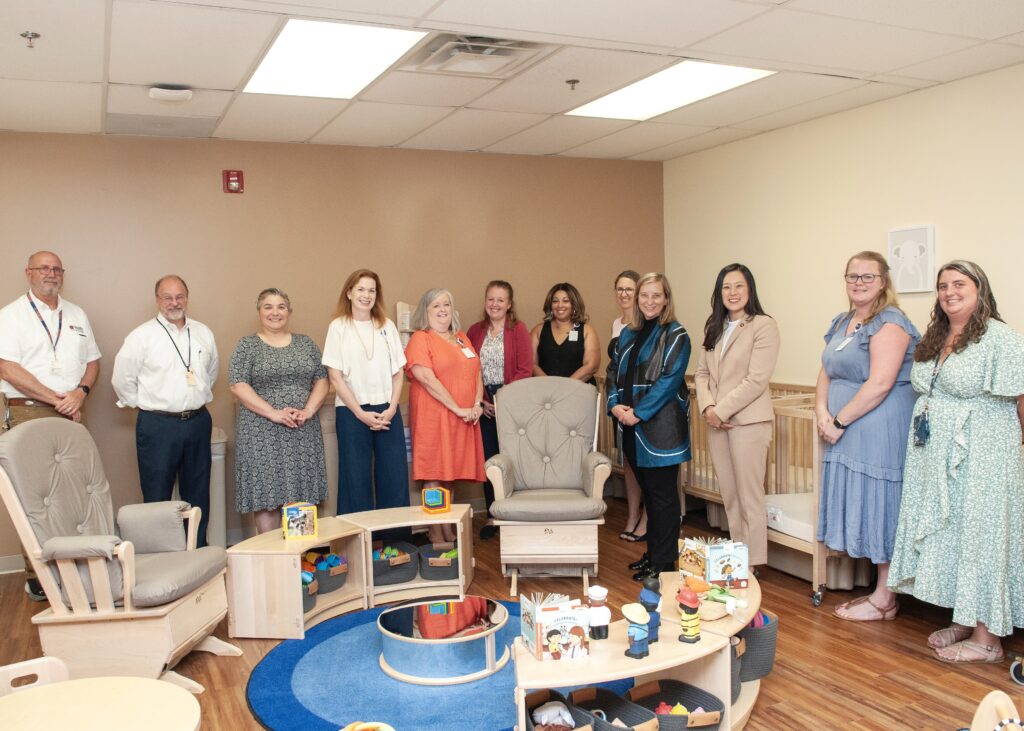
485,377,610,595
0,418,240,693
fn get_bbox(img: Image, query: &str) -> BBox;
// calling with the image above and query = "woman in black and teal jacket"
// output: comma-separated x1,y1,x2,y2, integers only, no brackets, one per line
608,272,692,582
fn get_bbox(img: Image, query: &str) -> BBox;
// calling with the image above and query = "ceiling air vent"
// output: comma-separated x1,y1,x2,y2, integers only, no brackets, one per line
409,35,545,78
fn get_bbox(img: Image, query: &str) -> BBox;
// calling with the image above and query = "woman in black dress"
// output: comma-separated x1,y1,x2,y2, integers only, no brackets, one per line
530,282,600,385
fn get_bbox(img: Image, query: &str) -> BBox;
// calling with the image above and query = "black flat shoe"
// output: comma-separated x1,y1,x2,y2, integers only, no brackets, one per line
632,562,676,582
479,525,497,540
628,554,649,572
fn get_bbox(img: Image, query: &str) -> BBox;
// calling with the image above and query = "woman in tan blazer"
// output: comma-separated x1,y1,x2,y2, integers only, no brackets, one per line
695,264,780,567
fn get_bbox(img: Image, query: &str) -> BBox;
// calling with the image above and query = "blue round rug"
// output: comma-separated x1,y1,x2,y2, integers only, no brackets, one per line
246,601,632,730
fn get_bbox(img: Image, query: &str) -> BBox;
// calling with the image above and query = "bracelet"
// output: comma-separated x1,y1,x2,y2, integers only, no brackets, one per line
833,415,847,430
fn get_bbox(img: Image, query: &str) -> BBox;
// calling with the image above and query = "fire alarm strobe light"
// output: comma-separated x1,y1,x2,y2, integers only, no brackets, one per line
222,170,244,193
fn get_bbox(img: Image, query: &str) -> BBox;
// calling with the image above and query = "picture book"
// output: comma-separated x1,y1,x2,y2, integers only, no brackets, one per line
520,592,590,661
679,536,749,588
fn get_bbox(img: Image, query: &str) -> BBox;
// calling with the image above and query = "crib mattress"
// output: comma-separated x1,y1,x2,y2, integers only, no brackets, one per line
765,491,814,544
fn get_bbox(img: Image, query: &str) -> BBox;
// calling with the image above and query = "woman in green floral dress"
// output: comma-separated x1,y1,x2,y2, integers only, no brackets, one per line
889,260,1024,664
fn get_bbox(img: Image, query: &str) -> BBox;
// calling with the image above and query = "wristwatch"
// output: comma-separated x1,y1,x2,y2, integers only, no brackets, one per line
77,384,91,396
832,415,847,430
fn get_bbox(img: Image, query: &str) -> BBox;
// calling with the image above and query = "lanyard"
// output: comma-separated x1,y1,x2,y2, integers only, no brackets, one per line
156,318,192,372
27,295,62,355
921,354,943,412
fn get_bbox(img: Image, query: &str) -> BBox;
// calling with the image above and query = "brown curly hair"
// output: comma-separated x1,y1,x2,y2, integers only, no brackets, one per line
914,260,1002,362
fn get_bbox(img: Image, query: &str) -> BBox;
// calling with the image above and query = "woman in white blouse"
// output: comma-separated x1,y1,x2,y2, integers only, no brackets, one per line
322,269,409,516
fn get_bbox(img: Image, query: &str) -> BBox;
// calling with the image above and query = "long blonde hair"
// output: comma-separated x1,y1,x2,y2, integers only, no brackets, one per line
845,251,901,324
629,273,676,329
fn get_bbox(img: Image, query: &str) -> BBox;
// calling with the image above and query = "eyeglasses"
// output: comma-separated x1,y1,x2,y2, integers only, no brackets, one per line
844,273,879,284
28,266,65,275
158,295,188,304
615,287,636,294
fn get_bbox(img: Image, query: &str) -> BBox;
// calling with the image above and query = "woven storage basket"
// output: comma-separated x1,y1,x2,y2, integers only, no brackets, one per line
316,562,349,593
730,636,746,704
626,679,724,730
570,687,658,731
737,608,778,681
523,688,594,731
418,545,459,581
372,541,419,586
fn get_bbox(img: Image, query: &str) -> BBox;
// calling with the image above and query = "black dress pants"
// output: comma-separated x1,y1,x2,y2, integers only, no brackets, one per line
136,408,212,547
623,427,681,567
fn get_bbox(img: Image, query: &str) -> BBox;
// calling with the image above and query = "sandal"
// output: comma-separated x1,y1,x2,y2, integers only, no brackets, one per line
935,640,1005,665
832,594,899,622
927,625,972,649
619,513,645,542
624,532,647,543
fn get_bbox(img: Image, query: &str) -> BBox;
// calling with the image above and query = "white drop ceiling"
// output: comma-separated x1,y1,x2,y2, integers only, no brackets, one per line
2,0,1024,160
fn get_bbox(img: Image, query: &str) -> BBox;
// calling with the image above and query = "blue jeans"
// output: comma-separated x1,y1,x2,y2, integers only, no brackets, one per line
335,404,410,515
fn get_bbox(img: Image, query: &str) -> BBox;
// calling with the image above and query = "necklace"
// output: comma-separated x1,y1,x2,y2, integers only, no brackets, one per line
352,319,375,360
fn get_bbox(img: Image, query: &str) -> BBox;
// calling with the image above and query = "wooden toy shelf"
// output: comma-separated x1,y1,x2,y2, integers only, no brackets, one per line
226,506,474,640
513,573,762,731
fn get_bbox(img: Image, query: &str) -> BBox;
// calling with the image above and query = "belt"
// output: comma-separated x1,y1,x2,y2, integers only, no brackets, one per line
143,406,208,421
6,398,53,408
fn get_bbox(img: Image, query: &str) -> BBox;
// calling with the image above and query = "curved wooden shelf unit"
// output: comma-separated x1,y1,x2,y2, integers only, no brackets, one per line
513,573,762,731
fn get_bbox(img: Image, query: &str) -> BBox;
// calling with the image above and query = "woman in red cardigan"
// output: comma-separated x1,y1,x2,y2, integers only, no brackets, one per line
467,280,533,538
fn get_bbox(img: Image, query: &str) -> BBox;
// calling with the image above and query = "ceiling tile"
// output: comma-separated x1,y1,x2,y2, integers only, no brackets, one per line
189,0,435,24
470,47,675,114
0,0,106,83
399,108,547,151
360,70,499,106
107,84,233,117
786,0,1024,41
562,122,711,158
109,1,280,89
1000,31,1024,46
866,74,939,89
311,101,453,146
690,8,977,75
424,0,769,52
213,94,347,142
106,113,220,138
483,115,633,155
653,71,863,127
629,126,759,160
0,79,102,133
888,42,1024,83
734,81,909,131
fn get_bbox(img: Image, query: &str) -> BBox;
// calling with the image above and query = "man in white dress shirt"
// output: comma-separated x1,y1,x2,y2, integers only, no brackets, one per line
0,250,102,600
112,275,218,547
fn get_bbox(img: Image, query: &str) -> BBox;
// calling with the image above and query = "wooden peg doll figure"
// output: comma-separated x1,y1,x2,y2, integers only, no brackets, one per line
622,603,651,659
588,585,611,640
639,574,662,643
677,588,701,643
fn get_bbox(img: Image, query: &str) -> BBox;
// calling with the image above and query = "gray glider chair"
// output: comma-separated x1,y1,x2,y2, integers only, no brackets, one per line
485,377,610,595
0,419,241,693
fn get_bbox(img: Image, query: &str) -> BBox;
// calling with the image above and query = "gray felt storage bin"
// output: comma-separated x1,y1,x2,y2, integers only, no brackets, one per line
570,687,658,731
372,541,419,585
626,679,724,730
730,636,745,704
523,689,594,731
301,579,317,613
316,562,348,593
418,545,459,581
737,608,778,681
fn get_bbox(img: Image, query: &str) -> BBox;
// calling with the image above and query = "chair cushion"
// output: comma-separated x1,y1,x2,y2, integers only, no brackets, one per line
495,378,598,491
118,501,189,554
489,489,607,522
132,546,226,607
0,419,114,544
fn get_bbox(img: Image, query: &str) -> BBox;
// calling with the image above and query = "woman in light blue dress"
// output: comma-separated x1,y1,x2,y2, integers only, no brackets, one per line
815,251,919,621
889,261,1024,664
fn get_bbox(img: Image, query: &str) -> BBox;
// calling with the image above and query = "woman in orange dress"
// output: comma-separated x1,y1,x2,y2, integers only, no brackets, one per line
405,288,485,542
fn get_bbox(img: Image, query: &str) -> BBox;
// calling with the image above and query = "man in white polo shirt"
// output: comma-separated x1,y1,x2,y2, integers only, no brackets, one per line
0,250,101,600
112,275,218,547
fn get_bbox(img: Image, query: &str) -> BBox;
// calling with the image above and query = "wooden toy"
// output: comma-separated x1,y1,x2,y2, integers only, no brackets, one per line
639,575,662,643
621,603,650,659
676,588,700,644
587,585,610,640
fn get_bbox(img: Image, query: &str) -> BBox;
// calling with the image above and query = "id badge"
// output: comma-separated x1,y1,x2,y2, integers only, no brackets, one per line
461,347,476,359
834,336,854,351
568,329,579,342
912,412,930,446
50,359,63,376
185,370,197,387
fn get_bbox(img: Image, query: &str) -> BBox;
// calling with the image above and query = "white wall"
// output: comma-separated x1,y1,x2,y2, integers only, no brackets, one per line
665,63,1024,384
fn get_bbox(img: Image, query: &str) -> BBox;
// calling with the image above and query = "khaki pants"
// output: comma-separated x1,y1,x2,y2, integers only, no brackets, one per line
707,420,773,566
1,394,85,582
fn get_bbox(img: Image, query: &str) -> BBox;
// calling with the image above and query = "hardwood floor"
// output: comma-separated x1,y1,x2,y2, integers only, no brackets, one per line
1,499,1021,729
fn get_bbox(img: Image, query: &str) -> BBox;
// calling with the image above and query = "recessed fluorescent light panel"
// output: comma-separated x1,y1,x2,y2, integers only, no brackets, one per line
567,60,774,121
245,20,426,99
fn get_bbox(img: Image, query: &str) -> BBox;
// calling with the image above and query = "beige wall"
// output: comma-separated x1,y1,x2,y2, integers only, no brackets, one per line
0,132,664,559
665,63,1024,384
